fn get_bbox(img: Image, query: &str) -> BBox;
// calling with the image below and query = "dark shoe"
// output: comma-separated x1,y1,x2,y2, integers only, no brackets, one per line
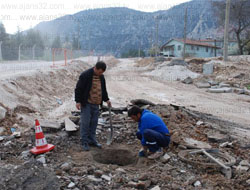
82,143,90,151
90,142,102,148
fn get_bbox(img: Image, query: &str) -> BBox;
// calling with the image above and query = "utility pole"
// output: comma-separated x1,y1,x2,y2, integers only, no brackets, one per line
183,7,187,60
32,44,36,60
0,41,2,61
214,39,217,57
223,0,231,62
155,16,159,57
150,31,153,57
18,43,22,61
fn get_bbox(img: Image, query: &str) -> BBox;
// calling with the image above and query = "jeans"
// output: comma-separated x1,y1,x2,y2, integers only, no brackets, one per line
136,129,170,152
80,103,99,145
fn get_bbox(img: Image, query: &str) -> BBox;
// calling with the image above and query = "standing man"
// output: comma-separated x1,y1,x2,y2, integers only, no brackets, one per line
128,105,170,159
75,61,111,151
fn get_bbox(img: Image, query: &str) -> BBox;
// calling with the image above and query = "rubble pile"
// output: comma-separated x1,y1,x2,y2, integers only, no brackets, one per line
0,99,249,189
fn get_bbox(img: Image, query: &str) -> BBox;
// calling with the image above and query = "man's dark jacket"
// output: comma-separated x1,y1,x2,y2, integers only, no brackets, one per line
75,67,109,106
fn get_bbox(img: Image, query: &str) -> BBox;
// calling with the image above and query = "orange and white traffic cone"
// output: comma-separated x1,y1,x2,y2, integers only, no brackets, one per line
30,119,55,155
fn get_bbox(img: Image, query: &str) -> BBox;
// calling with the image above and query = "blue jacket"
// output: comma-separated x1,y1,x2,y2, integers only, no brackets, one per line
138,109,169,146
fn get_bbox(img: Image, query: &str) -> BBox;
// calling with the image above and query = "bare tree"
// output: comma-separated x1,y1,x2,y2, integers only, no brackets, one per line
214,0,250,55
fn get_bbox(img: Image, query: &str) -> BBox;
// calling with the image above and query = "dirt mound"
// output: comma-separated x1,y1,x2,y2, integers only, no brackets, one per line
135,57,155,67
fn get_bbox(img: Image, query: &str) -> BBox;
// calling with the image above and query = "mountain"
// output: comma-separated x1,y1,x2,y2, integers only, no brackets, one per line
34,0,221,56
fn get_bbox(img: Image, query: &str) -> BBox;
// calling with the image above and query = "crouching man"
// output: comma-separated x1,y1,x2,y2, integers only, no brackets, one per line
128,105,170,159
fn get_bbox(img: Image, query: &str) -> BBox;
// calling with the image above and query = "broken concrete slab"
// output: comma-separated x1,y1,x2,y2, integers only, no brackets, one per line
244,89,250,96
161,153,171,163
207,132,228,143
195,82,211,88
207,87,232,93
0,127,5,135
168,59,188,66
65,117,77,132
0,106,7,120
40,120,62,132
150,185,161,190
69,116,80,125
233,88,245,94
203,62,213,75
87,175,102,182
208,80,219,86
219,83,231,88
183,138,212,149
182,77,193,84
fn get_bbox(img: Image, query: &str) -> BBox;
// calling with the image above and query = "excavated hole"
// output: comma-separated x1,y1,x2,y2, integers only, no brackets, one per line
92,148,136,166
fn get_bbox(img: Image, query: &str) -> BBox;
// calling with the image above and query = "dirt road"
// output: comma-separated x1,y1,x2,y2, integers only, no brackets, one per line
106,58,250,138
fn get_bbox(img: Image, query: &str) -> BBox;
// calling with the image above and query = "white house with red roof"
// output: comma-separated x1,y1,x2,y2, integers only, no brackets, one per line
160,38,221,58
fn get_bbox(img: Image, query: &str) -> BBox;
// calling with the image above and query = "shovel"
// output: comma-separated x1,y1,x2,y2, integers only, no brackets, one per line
106,106,113,145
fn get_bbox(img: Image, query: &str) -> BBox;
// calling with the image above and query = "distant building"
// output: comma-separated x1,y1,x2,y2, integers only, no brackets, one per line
160,38,220,58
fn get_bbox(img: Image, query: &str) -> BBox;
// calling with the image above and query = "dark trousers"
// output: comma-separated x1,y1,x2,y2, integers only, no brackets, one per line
136,129,170,152
80,103,99,145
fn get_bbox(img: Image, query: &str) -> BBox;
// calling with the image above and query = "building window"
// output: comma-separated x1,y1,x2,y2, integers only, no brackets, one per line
197,46,199,51
178,45,181,51
211,48,213,53
191,45,194,50
206,47,209,52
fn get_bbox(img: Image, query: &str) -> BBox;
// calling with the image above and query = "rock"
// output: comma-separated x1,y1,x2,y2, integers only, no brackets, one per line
87,175,102,182
61,162,71,172
246,179,250,185
196,121,204,126
0,106,7,120
208,80,219,86
39,120,62,132
219,83,231,88
203,62,213,75
0,127,5,135
151,186,161,190
21,150,31,160
207,132,228,143
128,181,137,188
182,77,193,84
236,165,249,172
183,138,212,149
101,174,111,181
65,117,77,132
233,88,245,94
4,141,12,146
136,182,147,189
115,168,126,173
239,160,250,167
161,153,171,163
193,181,201,187
37,155,46,164
0,136,4,142
233,73,245,78
94,170,103,178
220,142,233,148
168,59,188,66
68,182,75,188
244,89,250,96
12,131,21,138
178,145,187,150
195,82,211,88
139,173,148,181
207,87,232,93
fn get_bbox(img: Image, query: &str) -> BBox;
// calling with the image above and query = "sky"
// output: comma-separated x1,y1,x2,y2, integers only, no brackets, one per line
0,0,191,34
